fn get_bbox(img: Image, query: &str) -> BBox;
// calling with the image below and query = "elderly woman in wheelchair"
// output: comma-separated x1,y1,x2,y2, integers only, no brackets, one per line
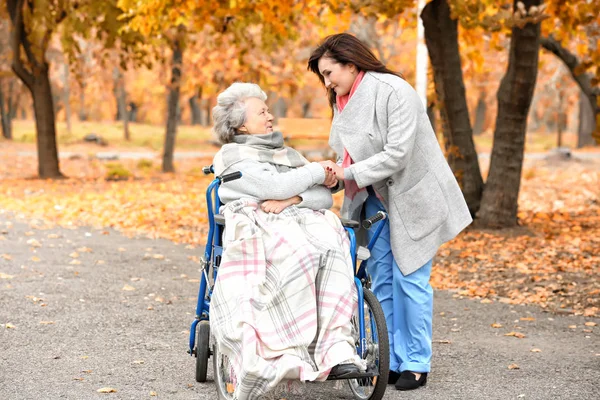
191,82,389,400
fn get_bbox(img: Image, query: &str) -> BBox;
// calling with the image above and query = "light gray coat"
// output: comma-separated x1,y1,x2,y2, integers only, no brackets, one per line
331,72,472,275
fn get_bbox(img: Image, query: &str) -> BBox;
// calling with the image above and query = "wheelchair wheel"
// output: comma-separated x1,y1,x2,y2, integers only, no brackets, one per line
195,321,210,382
347,288,389,400
213,342,237,400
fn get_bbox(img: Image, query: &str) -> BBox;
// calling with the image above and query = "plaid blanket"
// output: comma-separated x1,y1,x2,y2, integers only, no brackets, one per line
210,199,359,399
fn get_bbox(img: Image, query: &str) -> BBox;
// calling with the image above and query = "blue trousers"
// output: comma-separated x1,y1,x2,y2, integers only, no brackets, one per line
364,193,433,373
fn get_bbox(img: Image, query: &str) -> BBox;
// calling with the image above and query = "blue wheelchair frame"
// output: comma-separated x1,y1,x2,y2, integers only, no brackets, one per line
188,168,388,370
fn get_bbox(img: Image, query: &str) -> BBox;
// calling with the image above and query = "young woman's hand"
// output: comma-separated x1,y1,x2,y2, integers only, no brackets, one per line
322,166,338,188
261,196,302,214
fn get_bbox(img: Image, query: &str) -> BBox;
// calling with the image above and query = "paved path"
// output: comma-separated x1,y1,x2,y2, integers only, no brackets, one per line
1,213,598,400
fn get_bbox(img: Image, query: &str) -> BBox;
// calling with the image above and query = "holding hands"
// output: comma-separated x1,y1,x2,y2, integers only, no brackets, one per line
320,160,344,187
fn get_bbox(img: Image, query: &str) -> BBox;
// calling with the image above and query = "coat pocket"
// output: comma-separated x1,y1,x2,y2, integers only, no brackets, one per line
393,172,449,241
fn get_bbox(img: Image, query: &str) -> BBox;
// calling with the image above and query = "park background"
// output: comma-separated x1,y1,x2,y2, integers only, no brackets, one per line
0,0,599,320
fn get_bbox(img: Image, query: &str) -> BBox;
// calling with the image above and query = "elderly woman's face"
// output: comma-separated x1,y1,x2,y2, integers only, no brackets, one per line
239,97,274,135
317,57,357,97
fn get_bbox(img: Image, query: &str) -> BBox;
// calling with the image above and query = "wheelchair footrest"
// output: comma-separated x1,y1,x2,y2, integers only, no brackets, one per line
325,365,379,381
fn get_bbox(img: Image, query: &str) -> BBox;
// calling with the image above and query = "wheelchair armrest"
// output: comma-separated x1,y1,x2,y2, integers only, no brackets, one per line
214,214,225,226
340,218,359,228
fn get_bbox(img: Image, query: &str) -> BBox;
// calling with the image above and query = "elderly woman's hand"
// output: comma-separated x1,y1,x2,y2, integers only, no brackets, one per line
319,160,344,180
261,196,301,214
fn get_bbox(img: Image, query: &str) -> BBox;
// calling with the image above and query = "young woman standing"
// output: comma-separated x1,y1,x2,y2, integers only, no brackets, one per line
308,33,472,390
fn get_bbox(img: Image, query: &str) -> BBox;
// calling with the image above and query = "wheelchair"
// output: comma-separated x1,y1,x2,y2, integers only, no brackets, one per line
188,166,390,399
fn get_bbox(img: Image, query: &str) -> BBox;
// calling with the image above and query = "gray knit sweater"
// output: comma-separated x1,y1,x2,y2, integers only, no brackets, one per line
215,134,332,210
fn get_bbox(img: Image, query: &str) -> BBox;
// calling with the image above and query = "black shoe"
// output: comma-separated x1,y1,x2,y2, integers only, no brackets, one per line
328,363,361,379
388,370,400,384
395,371,427,391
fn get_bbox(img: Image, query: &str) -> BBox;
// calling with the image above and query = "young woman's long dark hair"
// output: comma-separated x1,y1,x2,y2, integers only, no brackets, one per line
308,33,402,109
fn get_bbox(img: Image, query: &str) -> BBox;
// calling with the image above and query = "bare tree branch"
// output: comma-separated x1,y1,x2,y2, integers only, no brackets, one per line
9,0,34,89
540,35,599,115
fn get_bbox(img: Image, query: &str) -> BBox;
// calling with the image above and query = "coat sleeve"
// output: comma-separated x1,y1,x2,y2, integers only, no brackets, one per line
345,85,420,189
216,159,326,204
297,186,333,210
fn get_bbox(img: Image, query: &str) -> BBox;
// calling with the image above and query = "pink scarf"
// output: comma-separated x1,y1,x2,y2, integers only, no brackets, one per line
336,71,365,200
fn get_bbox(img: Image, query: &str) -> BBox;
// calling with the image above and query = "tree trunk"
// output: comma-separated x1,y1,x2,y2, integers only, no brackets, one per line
0,86,12,140
472,93,487,135
189,89,202,125
162,40,183,173
577,91,596,147
8,0,63,178
78,82,88,121
9,80,19,120
113,67,130,140
301,101,312,118
422,0,483,217
63,62,72,134
478,0,541,228
29,68,62,178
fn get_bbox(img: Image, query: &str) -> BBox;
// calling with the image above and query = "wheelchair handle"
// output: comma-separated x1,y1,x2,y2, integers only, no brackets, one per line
362,211,387,229
219,171,242,183
202,166,214,175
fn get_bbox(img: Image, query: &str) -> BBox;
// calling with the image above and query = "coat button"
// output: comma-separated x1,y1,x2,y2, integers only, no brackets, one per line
386,179,394,186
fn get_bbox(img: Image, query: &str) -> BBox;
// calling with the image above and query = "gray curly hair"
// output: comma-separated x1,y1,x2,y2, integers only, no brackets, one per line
212,82,268,144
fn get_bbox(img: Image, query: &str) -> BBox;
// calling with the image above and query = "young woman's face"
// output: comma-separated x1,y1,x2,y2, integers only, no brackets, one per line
240,97,274,135
317,57,358,96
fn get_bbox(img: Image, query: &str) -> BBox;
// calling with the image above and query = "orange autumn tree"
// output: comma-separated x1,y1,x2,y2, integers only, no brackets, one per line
5,0,146,178
117,0,326,172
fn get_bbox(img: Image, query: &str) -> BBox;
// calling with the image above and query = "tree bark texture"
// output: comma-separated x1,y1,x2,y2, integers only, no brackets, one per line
8,0,63,178
478,0,542,228
162,40,183,173
422,0,483,217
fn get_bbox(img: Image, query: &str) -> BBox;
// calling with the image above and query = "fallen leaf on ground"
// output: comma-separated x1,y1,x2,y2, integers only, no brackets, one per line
0,273,14,279
122,284,136,291
5,323,15,329
520,317,535,321
568,325,577,329
530,348,542,352
504,332,526,338
150,391,157,396
2,254,12,260
69,260,81,265
508,363,520,370
39,321,55,325
27,239,42,247
31,256,40,262
491,323,503,328
77,247,93,252
584,322,597,327
97,387,117,393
